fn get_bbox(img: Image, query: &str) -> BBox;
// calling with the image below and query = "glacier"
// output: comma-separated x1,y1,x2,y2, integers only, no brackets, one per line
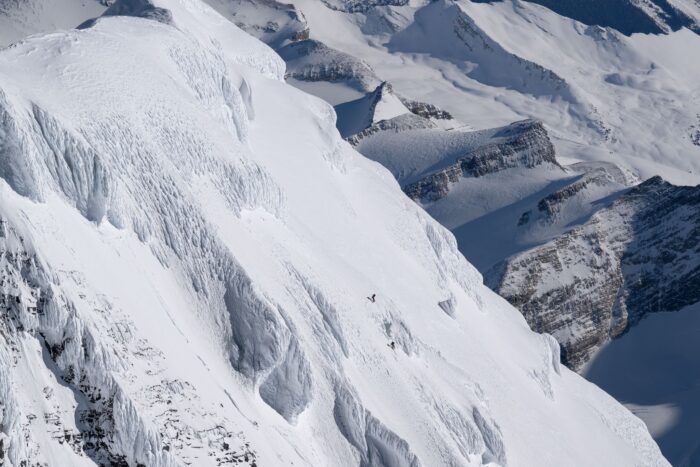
0,0,671,466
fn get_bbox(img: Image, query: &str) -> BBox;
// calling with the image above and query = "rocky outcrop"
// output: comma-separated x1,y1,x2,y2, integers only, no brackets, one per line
346,112,437,146
338,82,456,140
488,176,700,370
530,162,636,222
98,0,174,25
399,97,453,121
319,0,409,13
403,120,559,203
278,39,380,91
691,115,700,147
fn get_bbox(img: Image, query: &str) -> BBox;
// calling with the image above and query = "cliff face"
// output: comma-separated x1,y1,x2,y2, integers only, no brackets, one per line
278,39,380,91
488,177,700,370
403,120,559,203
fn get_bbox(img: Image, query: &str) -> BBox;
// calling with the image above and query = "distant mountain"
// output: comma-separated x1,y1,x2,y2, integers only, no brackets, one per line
474,0,700,36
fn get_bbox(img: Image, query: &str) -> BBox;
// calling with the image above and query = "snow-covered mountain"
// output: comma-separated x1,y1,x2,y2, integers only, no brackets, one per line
187,0,700,463
360,85,700,465
246,0,700,185
0,0,671,466
0,0,108,46
475,0,700,35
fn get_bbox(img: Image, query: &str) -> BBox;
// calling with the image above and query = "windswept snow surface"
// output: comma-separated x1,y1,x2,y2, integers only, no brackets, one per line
0,0,669,466
0,0,107,46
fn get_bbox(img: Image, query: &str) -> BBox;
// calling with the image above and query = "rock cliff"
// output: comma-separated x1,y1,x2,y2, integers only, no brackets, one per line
489,176,700,370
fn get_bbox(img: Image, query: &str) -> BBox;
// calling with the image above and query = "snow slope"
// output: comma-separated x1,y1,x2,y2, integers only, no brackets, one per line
272,0,700,186
351,117,631,272
198,0,699,463
6,0,694,187
0,0,668,466
0,0,107,46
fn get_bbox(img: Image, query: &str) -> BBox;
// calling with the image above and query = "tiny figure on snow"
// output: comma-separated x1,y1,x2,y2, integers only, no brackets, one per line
367,293,376,303
388,341,396,350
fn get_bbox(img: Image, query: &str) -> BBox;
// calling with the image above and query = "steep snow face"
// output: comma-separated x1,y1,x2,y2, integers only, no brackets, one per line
0,0,107,46
0,1,669,466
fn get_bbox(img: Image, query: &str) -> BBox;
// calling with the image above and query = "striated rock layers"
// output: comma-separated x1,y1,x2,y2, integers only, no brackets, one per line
404,120,558,203
488,176,700,370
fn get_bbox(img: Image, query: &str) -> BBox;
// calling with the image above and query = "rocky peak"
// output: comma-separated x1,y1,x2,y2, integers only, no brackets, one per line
399,97,454,121
334,81,412,138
